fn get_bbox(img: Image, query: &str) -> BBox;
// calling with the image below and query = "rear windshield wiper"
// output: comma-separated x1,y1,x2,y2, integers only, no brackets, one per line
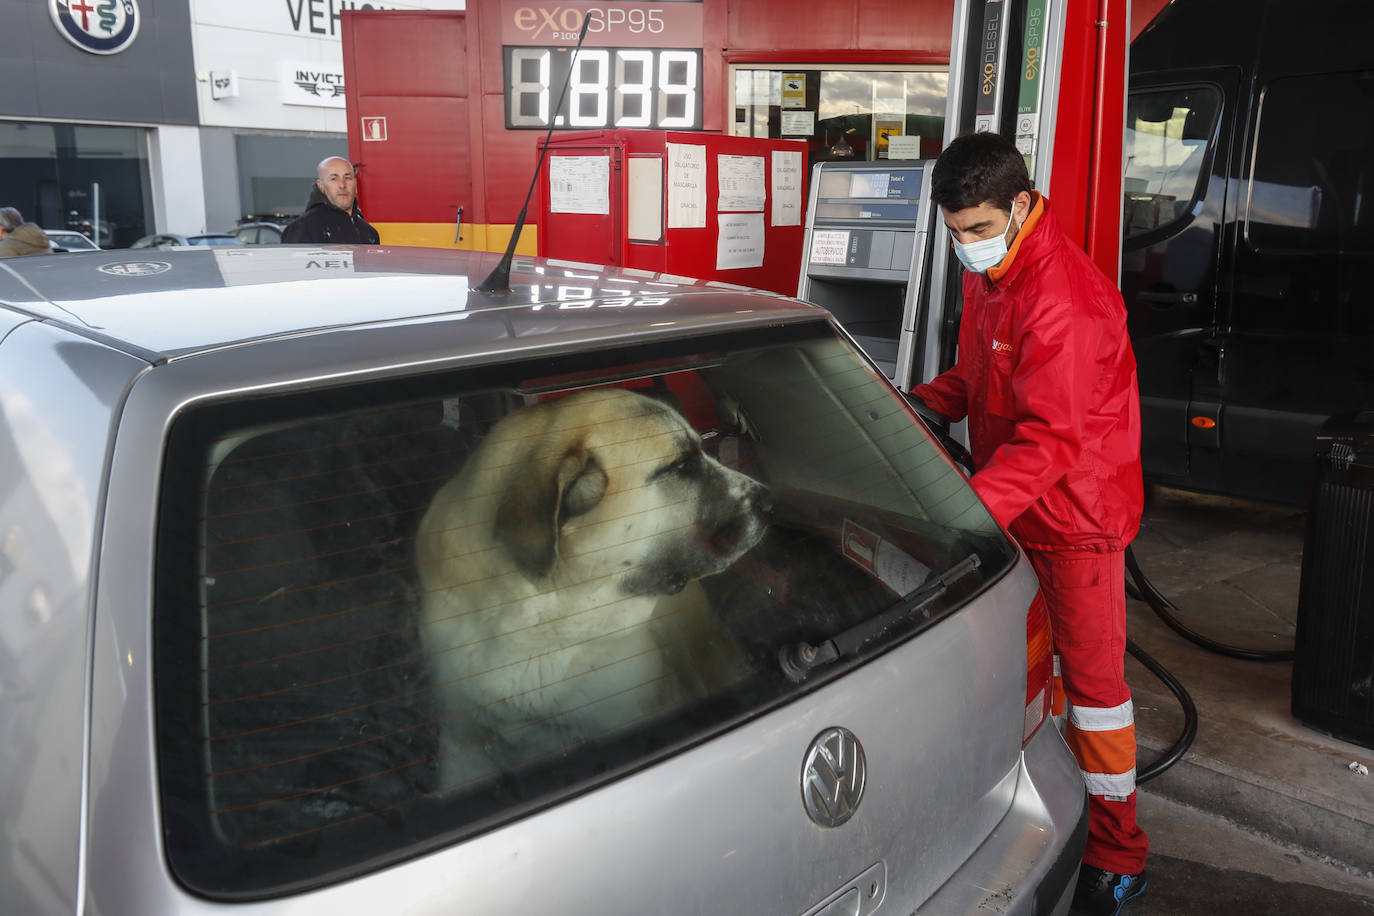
778,553,982,683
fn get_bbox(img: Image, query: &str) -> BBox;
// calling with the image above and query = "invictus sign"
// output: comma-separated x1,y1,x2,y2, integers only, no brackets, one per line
281,62,347,108
50,0,141,55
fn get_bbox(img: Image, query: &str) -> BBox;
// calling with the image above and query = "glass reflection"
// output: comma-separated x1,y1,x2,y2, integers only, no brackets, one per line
731,67,947,165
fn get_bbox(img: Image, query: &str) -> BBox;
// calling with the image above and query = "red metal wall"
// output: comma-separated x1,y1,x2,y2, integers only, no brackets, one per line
343,11,471,224
727,0,954,59
345,0,961,251
538,129,809,296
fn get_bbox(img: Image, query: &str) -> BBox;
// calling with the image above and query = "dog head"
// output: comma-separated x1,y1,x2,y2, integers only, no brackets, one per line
490,387,768,595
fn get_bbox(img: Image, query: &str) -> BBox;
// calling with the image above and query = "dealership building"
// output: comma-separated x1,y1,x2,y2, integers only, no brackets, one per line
0,0,463,247
1,1,1166,249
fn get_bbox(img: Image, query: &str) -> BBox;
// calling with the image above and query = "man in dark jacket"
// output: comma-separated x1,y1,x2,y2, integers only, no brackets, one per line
0,207,53,257
911,132,1148,916
282,157,380,244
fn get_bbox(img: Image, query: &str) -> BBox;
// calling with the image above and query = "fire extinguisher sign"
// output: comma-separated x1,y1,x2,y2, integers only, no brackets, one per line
361,117,388,142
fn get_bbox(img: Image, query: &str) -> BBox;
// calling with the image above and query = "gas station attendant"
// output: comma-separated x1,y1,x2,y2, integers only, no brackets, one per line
910,131,1150,916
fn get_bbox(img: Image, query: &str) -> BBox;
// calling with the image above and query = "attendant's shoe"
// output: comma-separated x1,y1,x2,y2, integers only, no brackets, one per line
1070,864,1148,915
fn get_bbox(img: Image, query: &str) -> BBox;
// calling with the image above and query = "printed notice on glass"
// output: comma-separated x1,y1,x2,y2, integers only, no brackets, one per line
548,156,610,214
717,212,765,270
770,149,803,226
667,143,707,229
780,110,815,136
718,154,765,212
809,229,850,266
887,135,922,160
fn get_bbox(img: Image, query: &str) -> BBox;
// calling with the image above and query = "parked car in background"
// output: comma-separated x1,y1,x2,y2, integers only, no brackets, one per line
129,232,243,249
0,246,1086,916
43,229,100,252
231,221,288,244
63,213,114,248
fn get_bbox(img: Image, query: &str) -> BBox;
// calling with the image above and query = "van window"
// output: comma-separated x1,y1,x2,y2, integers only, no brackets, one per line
154,321,1016,897
1123,85,1221,239
1246,70,1374,254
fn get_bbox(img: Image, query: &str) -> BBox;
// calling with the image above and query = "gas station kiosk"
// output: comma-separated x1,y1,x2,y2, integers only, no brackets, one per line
797,160,938,390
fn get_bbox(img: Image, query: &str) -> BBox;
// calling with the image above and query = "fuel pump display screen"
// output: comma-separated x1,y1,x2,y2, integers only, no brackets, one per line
504,47,703,130
816,169,922,201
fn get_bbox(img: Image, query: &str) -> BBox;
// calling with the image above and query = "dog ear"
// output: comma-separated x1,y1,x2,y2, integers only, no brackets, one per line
494,447,607,579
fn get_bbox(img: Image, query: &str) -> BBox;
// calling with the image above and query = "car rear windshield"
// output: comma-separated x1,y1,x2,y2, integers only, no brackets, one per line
155,320,1016,898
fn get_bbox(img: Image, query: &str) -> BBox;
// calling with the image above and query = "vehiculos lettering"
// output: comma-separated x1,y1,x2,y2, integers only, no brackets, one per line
285,0,394,37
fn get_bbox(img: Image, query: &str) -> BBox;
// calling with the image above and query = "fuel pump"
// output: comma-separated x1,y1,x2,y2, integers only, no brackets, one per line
796,162,936,390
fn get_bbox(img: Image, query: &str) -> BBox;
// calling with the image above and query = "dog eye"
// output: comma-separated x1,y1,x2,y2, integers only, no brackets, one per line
670,451,703,477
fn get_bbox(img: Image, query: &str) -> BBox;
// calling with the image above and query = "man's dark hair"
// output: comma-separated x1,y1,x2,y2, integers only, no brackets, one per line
929,132,1032,212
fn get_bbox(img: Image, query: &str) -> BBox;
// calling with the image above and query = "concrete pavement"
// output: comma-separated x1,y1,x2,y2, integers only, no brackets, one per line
1124,486,1374,897
1133,792,1374,914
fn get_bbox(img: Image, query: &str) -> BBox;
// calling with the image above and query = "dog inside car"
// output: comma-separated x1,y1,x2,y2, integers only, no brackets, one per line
415,386,769,790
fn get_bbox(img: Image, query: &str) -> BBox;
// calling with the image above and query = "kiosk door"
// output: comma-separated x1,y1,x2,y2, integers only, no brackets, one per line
798,161,936,390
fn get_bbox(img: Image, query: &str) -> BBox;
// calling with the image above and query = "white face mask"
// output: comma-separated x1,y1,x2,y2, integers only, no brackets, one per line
952,203,1016,274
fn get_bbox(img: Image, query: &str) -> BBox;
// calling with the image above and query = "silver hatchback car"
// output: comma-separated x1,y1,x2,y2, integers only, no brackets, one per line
0,246,1086,915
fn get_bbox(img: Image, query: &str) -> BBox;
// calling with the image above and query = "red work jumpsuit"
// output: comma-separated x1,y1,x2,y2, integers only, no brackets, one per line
913,193,1149,876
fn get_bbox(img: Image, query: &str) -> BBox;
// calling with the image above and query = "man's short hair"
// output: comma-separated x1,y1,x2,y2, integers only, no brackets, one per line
930,132,1032,212
0,208,22,231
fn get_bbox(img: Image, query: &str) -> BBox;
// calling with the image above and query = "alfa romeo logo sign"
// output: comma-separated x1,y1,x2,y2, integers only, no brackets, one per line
50,0,141,56
98,261,170,277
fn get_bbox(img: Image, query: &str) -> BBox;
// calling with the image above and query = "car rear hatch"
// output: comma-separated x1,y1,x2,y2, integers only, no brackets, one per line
137,313,1039,912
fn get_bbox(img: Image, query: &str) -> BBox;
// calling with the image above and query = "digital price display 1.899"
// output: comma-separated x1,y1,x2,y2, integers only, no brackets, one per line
504,46,702,130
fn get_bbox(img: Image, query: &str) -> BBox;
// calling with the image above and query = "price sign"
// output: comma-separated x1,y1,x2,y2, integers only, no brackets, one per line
504,46,702,130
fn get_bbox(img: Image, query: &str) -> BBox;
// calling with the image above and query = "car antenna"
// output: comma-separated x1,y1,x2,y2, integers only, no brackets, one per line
474,16,592,294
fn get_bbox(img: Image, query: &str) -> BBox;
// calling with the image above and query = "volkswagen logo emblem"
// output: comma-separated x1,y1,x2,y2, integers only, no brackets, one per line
801,726,866,828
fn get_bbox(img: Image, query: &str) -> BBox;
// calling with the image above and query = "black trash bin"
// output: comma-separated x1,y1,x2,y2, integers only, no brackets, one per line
1292,410,1374,750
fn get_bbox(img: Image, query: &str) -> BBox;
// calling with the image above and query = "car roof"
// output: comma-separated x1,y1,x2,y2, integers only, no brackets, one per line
0,246,821,363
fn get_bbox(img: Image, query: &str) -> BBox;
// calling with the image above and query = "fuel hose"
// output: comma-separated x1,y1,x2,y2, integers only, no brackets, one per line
1125,546,1294,662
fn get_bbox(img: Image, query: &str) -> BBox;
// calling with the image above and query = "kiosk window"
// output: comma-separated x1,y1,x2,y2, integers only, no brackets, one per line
1123,86,1220,239
1246,70,1374,255
729,66,946,166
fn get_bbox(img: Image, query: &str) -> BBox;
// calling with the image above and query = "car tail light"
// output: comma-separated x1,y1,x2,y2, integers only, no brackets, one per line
1023,590,1053,746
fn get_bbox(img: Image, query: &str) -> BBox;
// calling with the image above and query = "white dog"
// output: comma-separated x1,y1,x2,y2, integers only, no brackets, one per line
414,387,768,790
